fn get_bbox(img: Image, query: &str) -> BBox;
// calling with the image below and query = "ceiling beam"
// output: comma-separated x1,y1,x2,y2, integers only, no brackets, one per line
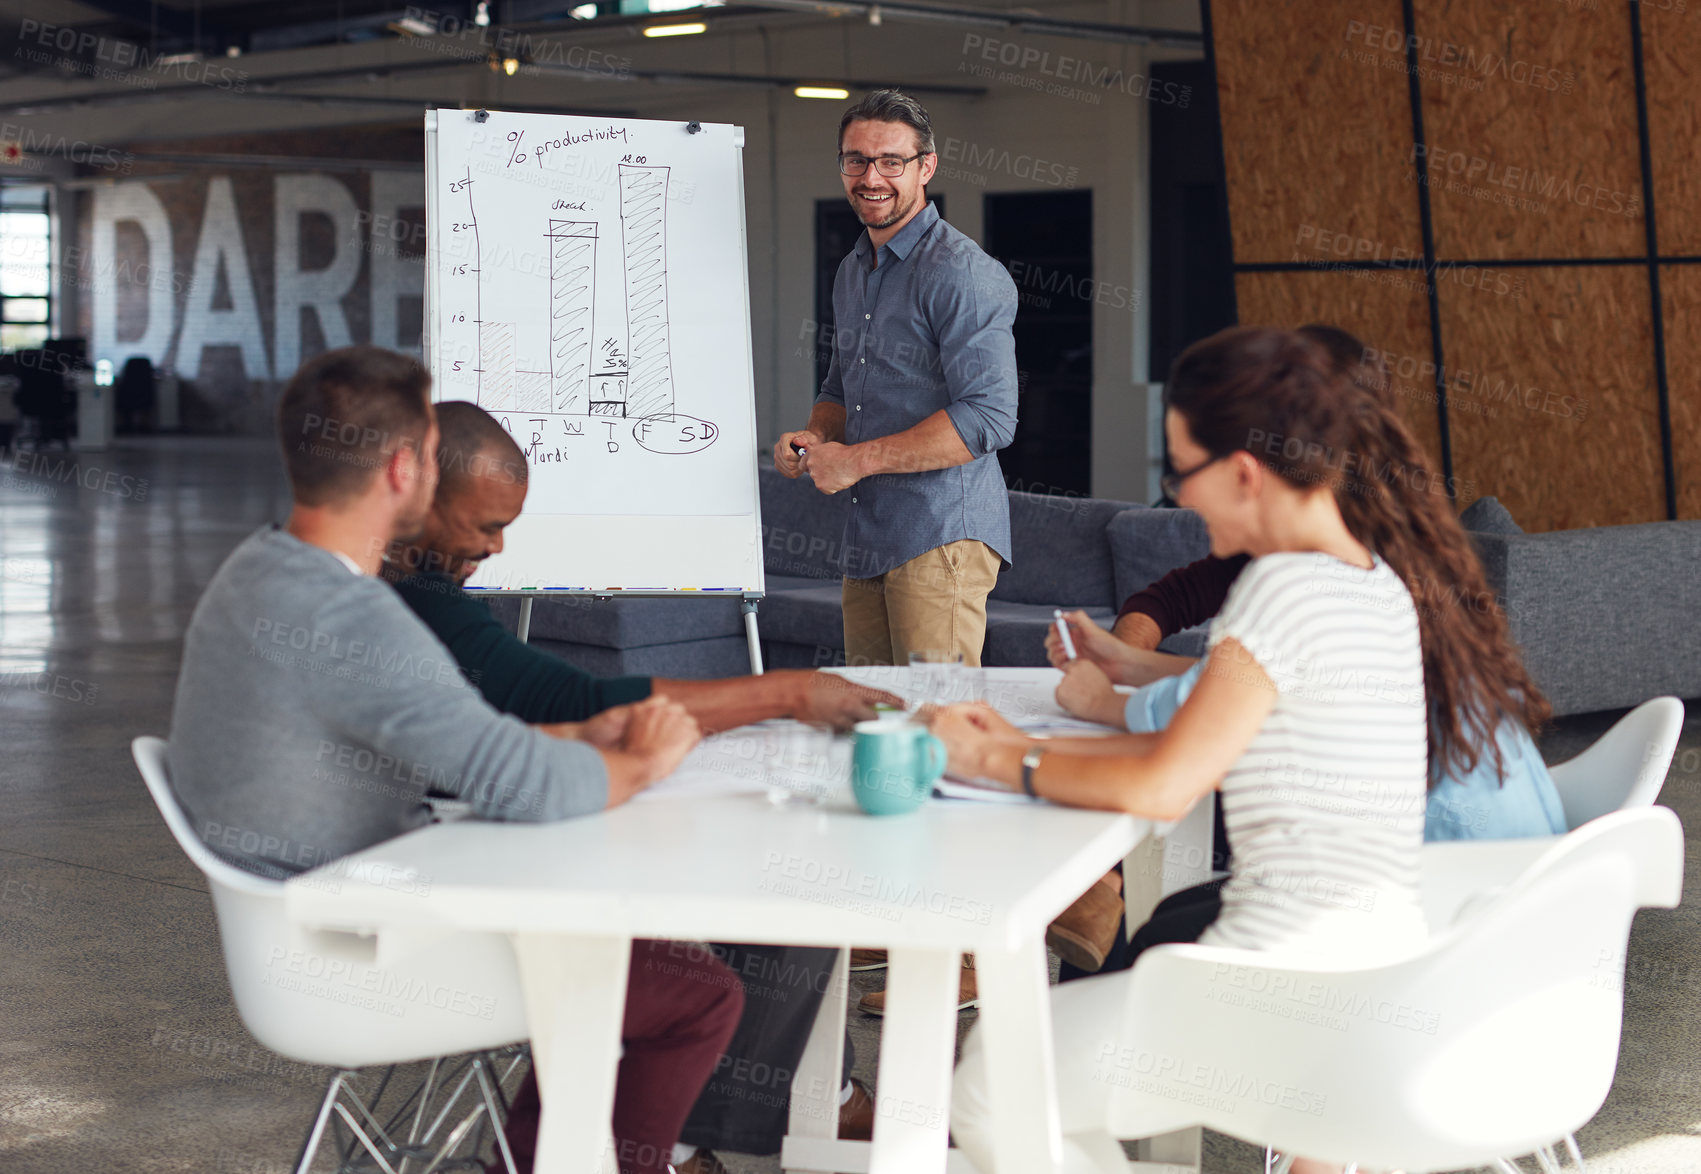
46,0,228,48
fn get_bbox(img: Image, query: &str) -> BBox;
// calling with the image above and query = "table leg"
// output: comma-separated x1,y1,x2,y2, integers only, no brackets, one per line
511,932,632,1174
1126,795,1217,935
784,947,850,1173
970,939,1063,1174
1161,795,1215,899
869,947,959,1174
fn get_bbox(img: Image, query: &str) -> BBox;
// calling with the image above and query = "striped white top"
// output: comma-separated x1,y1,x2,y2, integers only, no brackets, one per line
1199,552,1430,963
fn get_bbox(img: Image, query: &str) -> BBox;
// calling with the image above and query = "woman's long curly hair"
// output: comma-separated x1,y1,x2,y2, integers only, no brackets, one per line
1165,325,1549,781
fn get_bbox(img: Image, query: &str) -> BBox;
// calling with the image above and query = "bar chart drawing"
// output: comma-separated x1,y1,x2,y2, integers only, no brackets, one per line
618,163,675,421
548,220,596,414
466,162,688,426
479,321,515,411
431,110,754,533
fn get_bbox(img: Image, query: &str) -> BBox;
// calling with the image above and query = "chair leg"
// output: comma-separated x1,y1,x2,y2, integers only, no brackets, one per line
1493,1162,1525,1174
1536,1145,1565,1174
1565,1133,1587,1171
414,1094,490,1174
294,1072,350,1174
406,1058,445,1148
334,1101,404,1174
478,1054,523,1174
413,1058,485,1152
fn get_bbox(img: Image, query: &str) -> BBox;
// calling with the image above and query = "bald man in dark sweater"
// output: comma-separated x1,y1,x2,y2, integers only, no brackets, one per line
384,403,887,1171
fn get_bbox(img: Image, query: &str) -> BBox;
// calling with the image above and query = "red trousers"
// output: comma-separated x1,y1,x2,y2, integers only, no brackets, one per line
502,940,744,1174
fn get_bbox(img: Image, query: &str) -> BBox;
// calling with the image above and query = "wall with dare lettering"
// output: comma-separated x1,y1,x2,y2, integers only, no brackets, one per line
66,127,425,432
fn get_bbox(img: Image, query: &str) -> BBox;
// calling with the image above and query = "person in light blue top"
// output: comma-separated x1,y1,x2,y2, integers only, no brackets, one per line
1120,659,1566,839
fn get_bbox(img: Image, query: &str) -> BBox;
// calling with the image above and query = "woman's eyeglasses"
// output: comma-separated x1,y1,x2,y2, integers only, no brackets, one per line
1160,453,1228,500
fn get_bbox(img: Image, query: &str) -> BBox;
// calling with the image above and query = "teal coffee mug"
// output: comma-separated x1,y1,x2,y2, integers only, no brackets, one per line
851,721,947,815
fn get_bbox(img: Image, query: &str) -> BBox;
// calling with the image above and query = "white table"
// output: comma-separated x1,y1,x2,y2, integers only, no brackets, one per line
284,668,1214,1174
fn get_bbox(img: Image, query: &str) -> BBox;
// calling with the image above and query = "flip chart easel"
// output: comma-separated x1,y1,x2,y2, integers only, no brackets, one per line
424,108,767,673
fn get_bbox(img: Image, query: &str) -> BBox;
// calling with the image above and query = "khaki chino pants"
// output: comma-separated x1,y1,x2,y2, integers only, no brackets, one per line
841,539,1003,667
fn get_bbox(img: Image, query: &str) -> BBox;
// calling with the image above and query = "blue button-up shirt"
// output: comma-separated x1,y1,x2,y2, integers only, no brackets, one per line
817,201,1018,578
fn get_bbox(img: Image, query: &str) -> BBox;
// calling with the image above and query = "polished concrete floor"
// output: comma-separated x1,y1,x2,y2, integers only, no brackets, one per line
3,437,1701,1174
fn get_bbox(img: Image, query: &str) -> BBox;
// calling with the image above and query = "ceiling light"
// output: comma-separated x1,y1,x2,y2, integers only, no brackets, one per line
390,16,436,35
795,85,850,99
868,4,881,23
503,57,519,75
156,52,201,66
571,2,598,16
643,21,707,35
226,45,242,57
475,1,492,26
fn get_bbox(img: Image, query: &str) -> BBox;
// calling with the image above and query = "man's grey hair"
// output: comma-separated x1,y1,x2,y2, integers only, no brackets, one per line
838,89,936,157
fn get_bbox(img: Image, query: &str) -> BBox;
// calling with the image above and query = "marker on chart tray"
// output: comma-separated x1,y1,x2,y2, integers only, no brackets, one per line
790,440,808,457
1053,609,1078,660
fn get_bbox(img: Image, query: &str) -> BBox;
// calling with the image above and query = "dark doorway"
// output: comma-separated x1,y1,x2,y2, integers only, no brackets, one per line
1148,59,1236,384
811,195,944,394
985,189,1093,497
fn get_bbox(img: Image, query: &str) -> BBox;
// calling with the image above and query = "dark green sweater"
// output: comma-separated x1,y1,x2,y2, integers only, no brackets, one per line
390,572,653,723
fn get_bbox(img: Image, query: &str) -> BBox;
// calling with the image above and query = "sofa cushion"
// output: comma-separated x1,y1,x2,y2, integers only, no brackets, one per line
1157,627,1208,659
754,579,845,650
759,462,849,581
1106,507,1212,606
990,492,1126,607
1460,496,1522,535
481,590,747,650
529,634,755,678
983,600,1119,667
762,573,826,597
1475,521,1701,716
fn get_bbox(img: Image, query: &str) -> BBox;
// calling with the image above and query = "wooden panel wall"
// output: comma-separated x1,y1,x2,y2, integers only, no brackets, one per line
1643,4,1701,255
1213,0,1420,264
1414,0,1644,259
1440,266,1661,527
1210,0,1692,532
1664,265,1701,518
1234,269,1444,468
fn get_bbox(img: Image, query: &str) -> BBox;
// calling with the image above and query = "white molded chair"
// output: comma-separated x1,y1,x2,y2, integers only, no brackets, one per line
1422,697,1684,931
133,736,533,1174
1546,696,1684,829
1116,807,1680,1173
956,806,1683,1174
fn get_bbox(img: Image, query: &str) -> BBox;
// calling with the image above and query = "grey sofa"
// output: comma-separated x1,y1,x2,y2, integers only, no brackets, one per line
753,462,1213,667
504,463,1211,675
493,479,1682,720
1463,498,1701,717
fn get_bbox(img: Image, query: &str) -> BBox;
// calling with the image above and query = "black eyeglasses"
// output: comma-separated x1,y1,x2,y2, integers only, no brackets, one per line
1160,453,1228,500
838,152,928,178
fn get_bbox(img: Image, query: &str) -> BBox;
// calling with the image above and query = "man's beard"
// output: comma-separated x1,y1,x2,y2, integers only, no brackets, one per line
854,188,913,229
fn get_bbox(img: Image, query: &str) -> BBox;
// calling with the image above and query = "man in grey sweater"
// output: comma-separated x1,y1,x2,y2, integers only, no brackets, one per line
168,345,742,1174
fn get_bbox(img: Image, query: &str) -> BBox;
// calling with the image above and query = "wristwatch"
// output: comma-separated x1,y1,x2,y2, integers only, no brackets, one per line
1020,745,1047,798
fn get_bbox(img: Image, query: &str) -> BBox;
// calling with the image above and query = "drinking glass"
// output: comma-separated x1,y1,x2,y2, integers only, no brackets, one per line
908,650,964,712
763,720,837,806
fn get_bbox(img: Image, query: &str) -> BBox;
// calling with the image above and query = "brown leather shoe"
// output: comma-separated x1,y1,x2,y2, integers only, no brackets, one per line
858,956,976,1016
1045,876,1125,974
849,948,888,971
839,1077,875,1140
671,1149,731,1174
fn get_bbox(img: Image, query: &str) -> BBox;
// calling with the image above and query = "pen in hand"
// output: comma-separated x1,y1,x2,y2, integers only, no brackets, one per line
1053,609,1078,660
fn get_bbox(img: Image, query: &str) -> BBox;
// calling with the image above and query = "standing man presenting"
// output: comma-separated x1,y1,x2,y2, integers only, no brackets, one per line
776,90,1018,667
